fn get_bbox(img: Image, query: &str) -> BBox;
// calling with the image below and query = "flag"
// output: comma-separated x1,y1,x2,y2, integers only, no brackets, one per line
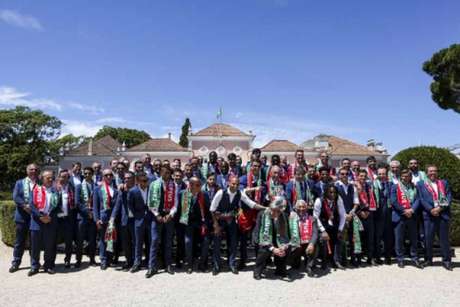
216,107,223,121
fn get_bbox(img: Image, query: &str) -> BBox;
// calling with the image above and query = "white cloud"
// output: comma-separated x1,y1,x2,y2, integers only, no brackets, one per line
95,117,127,124
61,120,102,137
0,9,43,31
0,86,62,110
68,102,104,115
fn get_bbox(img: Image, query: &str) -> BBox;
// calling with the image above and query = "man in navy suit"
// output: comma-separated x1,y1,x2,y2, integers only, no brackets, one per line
315,167,332,198
29,170,60,276
93,168,118,270
110,171,136,271
179,177,212,273
56,169,84,269
286,166,314,213
417,165,452,270
76,167,97,267
390,169,423,269
9,163,39,273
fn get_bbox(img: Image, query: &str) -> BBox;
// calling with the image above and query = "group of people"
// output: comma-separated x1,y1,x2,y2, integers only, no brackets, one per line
9,148,454,280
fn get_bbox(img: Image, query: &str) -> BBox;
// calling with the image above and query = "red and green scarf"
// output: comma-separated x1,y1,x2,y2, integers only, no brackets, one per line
163,180,176,211
289,211,314,246
23,177,35,203
358,182,377,211
247,171,262,202
424,179,448,206
267,178,284,201
396,182,416,210
179,190,206,226
33,185,58,213
101,181,113,210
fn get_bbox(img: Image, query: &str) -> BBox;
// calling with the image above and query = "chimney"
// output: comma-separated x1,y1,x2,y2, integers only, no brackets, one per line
168,132,172,140
367,139,375,152
122,141,126,152
88,138,93,156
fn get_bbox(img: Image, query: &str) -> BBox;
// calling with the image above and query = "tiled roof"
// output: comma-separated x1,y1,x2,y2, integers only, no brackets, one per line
69,135,121,156
193,123,250,137
301,135,386,156
261,139,299,152
128,138,188,152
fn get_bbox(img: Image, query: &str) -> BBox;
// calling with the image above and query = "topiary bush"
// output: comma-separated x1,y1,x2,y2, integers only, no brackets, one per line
450,202,460,246
393,146,460,200
0,201,16,246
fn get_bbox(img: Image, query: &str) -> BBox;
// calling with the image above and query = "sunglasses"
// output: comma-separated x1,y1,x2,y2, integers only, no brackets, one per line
104,174,113,177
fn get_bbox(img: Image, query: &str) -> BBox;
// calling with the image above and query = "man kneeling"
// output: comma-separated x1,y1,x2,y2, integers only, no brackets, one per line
253,197,290,280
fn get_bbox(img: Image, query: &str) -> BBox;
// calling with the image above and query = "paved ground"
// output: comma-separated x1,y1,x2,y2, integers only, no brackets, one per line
1,242,460,307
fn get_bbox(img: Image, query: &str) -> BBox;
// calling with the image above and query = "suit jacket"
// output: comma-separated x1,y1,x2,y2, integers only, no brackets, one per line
30,186,60,231
416,179,451,221
178,190,212,227
390,183,420,223
286,180,311,211
93,183,118,223
12,179,34,224
127,186,149,227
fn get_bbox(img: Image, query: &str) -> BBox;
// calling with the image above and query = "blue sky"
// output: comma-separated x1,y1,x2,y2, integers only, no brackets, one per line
0,0,459,155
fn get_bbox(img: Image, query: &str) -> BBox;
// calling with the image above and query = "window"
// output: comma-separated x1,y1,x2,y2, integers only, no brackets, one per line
199,146,209,155
233,146,242,155
216,145,226,155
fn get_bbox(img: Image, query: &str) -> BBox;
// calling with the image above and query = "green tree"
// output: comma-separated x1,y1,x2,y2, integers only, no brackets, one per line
94,126,150,148
48,134,89,161
0,106,62,189
179,118,191,148
423,44,460,113
393,146,460,199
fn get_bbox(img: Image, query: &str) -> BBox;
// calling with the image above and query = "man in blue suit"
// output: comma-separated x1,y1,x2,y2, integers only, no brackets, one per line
417,165,452,270
110,171,136,271
179,177,212,273
390,169,423,269
76,167,97,267
93,168,118,270
286,166,314,213
9,163,39,273
29,170,60,276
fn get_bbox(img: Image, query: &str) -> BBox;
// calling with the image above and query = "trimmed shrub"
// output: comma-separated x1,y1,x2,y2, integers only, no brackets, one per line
0,201,16,246
451,202,460,246
393,146,460,200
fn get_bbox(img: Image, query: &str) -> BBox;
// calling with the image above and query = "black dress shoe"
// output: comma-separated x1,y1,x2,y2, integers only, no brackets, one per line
413,260,424,269
28,269,39,277
375,258,383,265
64,261,71,269
89,259,97,266
9,265,19,273
167,265,175,275
253,273,262,280
230,267,239,275
237,262,247,271
186,267,193,274
423,260,433,267
121,264,131,272
100,263,108,270
443,262,453,271
45,268,56,275
145,269,157,278
212,267,220,276
334,262,345,270
130,265,140,273
73,261,81,269
385,258,392,265
398,261,404,268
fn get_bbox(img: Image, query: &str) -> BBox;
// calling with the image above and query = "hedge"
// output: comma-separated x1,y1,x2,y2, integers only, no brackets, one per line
1,201,460,246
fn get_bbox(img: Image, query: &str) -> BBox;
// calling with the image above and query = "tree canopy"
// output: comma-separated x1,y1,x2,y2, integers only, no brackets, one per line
423,44,460,114
94,125,150,148
0,106,62,189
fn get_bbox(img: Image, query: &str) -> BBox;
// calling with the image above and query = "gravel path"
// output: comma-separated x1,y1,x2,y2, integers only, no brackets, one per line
1,242,459,307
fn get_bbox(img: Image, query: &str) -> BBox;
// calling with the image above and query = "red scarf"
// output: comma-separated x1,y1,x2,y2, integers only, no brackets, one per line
196,192,208,236
163,180,176,211
247,171,261,202
396,184,412,209
425,180,446,202
103,181,112,209
322,199,335,220
299,215,314,243
58,184,75,209
358,182,377,211
33,185,47,211
367,167,375,180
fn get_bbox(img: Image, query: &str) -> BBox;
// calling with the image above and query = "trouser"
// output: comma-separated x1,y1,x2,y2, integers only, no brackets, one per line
373,209,385,259
58,216,78,263
213,219,238,270
133,220,146,267
322,225,341,265
360,212,375,261
121,221,135,266
148,218,175,270
382,207,394,260
175,221,185,265
424,216,451,263
238,229,252,265
11,221,29,267
254,246,291,276
394,217,418,262
113,221,122,262
76,219,97,262
417,210,425,246
30,223,57,270
289,244,317,269
98,223,112,265
184,223,210,267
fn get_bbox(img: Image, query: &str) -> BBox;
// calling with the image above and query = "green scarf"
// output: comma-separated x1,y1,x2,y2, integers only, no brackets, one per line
289,212,300,248
179,189,193,225
373,179,391,209
23,177,32,203
148,179,162,210
100,183,112,210
352,215,364,254
81,180,91,204
259,210,289,247
400,182,416,203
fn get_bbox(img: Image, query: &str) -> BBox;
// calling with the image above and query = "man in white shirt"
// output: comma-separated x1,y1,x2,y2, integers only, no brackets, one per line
210,176,265,275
